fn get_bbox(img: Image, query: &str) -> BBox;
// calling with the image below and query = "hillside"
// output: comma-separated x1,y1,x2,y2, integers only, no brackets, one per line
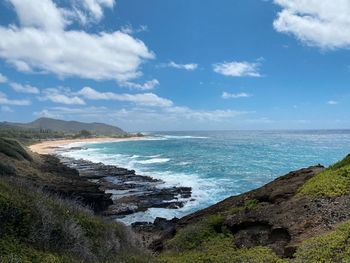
0,118,126,136
0,138,152,263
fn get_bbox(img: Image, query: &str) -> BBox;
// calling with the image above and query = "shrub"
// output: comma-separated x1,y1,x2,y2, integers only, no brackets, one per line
160,237,286,263
293,220,350,263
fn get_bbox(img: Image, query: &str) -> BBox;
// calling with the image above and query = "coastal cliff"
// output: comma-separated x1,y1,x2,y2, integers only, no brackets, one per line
1,136,350,262
142,154,350,262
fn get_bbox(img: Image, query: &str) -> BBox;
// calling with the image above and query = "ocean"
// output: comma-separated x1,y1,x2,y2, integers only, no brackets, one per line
60,130,350,224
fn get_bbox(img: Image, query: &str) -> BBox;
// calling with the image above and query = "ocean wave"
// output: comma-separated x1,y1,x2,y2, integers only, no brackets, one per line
160,135,209,139
136,158,170,164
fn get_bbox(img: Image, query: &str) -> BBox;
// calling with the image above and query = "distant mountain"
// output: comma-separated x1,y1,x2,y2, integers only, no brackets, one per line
0,118,126,136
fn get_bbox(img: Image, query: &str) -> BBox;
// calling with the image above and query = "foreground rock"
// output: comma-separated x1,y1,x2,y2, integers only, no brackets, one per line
135,165,348,257
59,156,192,218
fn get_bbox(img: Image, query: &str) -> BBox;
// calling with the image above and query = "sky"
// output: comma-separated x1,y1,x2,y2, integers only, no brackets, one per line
0,0,350,131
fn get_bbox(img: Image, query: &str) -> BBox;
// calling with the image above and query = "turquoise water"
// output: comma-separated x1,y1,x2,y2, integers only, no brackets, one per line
61,130,350,223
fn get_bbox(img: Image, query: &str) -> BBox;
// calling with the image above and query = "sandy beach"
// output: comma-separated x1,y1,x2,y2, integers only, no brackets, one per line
29,137,146,155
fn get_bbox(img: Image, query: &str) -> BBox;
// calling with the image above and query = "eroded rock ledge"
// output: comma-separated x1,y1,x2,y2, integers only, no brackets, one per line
58,156,192,218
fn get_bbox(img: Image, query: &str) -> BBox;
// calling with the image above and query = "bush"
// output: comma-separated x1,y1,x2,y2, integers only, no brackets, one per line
160,237,286,263
293,220,350,263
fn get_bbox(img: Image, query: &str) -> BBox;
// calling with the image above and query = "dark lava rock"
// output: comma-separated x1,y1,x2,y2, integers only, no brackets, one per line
132,217,179,251
58,156,193,217
39,155,113,213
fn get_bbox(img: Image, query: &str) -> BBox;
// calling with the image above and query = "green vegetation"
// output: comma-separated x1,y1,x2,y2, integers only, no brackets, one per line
0,128,66,144
0,137,153,262
163,215,227,252
0,177,152,263
293,220,350,263
0,137,32,161
228,199,260,214
161,237,285,263
0,163,16,176
161,232,285,263
299,155,350,197
160,214,285,263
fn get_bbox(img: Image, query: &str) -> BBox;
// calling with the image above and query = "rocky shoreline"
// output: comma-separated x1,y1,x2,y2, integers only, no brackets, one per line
56,152,192,220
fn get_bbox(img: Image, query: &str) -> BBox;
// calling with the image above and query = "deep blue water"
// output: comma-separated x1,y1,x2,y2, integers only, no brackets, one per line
61,130,350,223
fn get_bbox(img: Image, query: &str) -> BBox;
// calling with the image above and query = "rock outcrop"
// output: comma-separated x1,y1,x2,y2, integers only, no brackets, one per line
59,157,192,218
134,164,350,258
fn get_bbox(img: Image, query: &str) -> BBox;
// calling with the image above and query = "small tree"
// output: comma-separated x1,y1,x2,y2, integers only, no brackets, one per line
79,130,91,138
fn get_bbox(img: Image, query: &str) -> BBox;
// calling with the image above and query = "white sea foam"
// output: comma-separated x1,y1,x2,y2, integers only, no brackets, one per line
161,135,209,139
136,158,170,164
59,145,224,225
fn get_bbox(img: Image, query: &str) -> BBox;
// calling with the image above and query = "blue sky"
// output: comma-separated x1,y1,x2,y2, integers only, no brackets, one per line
0,0,349,131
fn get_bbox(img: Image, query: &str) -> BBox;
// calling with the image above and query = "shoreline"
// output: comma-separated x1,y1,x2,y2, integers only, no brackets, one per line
29,136,147,155
28,136,194,224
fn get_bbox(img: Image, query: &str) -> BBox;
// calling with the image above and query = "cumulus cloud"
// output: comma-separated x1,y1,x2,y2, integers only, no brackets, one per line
213,61,261,77
121,79,160,90
0,91,31,106
41,88,86,105
0,0,154,82
273,0,350,49
222,92,252,99
0,73,8,83
10,82,40,94
166,61,198,71
78,87,173,107
9,0,67,31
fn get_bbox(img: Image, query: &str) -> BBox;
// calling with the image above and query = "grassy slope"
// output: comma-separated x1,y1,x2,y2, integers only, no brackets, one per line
299,154,350,197
0,138,153,263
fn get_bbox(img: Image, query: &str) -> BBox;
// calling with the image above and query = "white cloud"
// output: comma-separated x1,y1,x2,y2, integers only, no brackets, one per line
78,0,115,21
222,92,252,99
167,61,198,71
327,100,338,105
273,0,350,49
41,88,86,105
164,106,248,121
213,61,261,77
10,82,40,94
78,87,173,107
9,0,67,31
1,106,14,113
121,24,148,34
0,91,31,106
34,105,250,131
121,79,160,90
0,0,154,82
0,73,8,83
